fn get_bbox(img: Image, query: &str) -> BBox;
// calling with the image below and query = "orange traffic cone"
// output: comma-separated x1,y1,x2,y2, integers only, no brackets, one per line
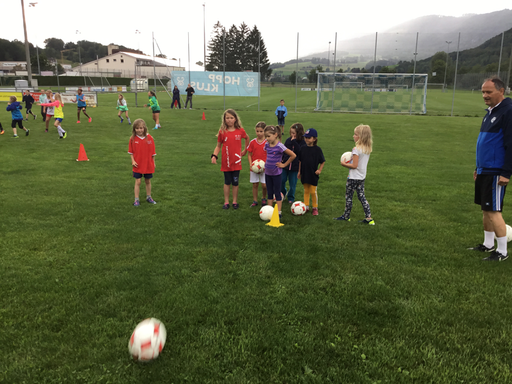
202,112,206,121
76,143,89,161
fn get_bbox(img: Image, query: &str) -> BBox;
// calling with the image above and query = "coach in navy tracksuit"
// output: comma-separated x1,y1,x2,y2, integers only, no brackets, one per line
470,77,512,261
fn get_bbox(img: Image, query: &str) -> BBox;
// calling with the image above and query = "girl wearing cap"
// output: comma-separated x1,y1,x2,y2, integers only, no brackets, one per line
298,128,325,216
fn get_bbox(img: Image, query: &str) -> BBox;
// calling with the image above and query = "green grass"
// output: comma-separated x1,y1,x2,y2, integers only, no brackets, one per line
2,93,512,383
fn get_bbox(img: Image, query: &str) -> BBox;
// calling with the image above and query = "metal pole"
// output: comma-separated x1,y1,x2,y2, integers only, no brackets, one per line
203,3,206,72
258,31,261,112
36,46,40,75
370,32,378,114
21,0,33,86
223,30,226,111
443,41,451,92
295,32,299,113
506,46,512,92
450,33,461,117
409,32,419,115
328,41,331,70
498,31,505,78
331,32,337,113
152,32,156,92
98,55,103,89
188,32,191,84
134,59,138,107
55,62,60,92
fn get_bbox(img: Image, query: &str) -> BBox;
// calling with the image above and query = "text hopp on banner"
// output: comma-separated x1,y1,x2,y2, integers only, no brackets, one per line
170,71,259,97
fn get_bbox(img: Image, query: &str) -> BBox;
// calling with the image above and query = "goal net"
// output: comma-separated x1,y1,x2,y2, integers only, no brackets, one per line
316,73,428,114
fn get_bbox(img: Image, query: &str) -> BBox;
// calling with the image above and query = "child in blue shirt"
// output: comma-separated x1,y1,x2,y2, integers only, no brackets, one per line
6,96,29,138
275,99,287,130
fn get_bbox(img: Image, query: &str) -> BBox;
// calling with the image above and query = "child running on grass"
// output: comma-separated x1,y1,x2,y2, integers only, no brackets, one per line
247,121,268,207
298,128,325,216
44,90,54,133
334,124,374,224
6,96,29,139
128,119,157,206
38,93,67,139
281,123,306,204
211,109,250,210
144,91,161,130
22,90,36,121
73,88,92,123
264,125,296,218
117,94,131,124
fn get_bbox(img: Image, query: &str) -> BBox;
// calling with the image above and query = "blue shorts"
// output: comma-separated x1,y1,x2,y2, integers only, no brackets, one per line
133,172,153,179
55,118,63,122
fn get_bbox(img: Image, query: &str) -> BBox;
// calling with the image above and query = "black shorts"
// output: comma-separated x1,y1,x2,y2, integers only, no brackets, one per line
78,106,86,110
26,106,32,113
153,111,160,114
133,172,153,179
11,120,23,129
224,170,240,186
278,118,285,126
475,174,506,212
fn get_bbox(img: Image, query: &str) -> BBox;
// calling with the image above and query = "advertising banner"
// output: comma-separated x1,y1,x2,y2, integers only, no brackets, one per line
171,71,259,97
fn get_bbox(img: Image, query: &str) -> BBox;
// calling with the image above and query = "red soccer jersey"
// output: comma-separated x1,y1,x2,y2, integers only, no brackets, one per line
128,134,156,174
217,128,248,172
247,138,267,162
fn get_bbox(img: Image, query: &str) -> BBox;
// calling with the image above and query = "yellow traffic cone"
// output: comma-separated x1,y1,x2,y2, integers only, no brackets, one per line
266,203,284,227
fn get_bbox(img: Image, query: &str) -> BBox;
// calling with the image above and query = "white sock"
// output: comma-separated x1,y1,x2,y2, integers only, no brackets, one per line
497,236,508,255
484,231,495,249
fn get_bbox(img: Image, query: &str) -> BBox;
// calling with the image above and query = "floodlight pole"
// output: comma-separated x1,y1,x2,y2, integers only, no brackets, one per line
328,41,331,70
152,32,157,92
498,31,505,78
258,31,261,112
188,32,191,84
450,33,461,117
370,32,378,114
331,33,337,113
223,30,226,110
295,32,299,113
21,0,33,86
443,41,451,93
203,3,206,72
409,32,419,115
36,46,40,75
76,30,82,76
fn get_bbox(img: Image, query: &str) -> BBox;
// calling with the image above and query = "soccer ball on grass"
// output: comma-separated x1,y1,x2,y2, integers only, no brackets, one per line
291,201,307,216
259,205,274,221
128,318,167,361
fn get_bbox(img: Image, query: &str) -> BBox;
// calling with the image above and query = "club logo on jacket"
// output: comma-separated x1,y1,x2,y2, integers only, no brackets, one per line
491,117,496,123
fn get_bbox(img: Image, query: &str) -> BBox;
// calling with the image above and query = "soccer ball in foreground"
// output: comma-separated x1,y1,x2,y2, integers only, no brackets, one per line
251,159,265,174
507,225,512,242
129,318,167,361
291,201,307,216
341,151,352,164
259,205,274,221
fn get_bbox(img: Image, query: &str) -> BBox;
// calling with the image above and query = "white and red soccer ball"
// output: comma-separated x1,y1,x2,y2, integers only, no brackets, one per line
291,201,307,216
259,205,274,221
341,151,353,164
129,318,167,361
251,159,265,174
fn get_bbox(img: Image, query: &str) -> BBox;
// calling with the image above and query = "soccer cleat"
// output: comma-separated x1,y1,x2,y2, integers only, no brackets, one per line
120,118,124,123
233,203,239,210
63,132,67,139
261,198,267,207
250,201,258,207
77,121,81,123
334,215,351,221
0,130,4,135
13,135,19,139
222,203,229,210
468,244,495,252
133,200,140,207
88,117,92,123
59,136,63,139
45,128,48,133
25,129,29,136
34,114,37,120
360,218,375,225
288,200,293,204
153,126,159,130
146,196,157,204
482,251,508,261
312,207,319,216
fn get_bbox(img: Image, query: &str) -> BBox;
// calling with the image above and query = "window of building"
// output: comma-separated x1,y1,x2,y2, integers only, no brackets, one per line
121,59,124,63
113,59,116,62
106,59,110,63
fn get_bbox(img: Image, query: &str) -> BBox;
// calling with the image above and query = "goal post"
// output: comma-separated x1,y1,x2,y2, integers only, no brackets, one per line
315,73,428,114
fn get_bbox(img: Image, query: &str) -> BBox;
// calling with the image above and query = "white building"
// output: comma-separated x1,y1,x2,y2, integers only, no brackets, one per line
71,51,184,79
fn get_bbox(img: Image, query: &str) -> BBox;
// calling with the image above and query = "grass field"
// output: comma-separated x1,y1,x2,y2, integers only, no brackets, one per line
2,90,512,383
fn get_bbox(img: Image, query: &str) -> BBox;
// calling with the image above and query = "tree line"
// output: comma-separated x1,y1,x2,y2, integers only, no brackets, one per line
206,22,272,80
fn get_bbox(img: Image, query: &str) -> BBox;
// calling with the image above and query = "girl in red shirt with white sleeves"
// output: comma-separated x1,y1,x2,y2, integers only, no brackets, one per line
128,119,157,207
211,109,250,210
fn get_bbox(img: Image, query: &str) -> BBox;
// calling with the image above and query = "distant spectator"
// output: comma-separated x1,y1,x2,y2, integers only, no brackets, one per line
185,83,195,109
171,85,181,109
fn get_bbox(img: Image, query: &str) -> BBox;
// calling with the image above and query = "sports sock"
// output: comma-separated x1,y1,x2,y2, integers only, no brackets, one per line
128,118,131,123
484,231,495,249
497,236,508,255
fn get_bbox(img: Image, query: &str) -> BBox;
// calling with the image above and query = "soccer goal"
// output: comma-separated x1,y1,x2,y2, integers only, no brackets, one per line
316,73,428,114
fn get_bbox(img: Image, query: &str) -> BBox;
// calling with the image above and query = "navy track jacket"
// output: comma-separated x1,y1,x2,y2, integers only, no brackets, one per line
476,97,512,179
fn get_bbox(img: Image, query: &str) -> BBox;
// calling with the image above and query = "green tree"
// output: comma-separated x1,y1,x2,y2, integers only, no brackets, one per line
289,71,297,84
205,22,225,71
308,65,323,83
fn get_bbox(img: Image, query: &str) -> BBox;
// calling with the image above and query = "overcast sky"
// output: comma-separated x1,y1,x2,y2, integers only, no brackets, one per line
3,0,511,70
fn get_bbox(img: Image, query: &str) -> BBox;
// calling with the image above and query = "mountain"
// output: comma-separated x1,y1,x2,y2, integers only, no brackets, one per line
302,9,512,61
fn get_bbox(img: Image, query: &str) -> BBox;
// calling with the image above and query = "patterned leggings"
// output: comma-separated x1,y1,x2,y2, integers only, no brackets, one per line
343,179,371,219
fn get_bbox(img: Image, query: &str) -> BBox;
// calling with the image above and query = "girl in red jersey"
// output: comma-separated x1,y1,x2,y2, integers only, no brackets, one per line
128,119,157,207
247,121,268,207
211,109,250,209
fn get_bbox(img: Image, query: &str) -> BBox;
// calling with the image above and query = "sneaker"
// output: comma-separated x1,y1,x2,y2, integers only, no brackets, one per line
120,118,124,123
189,108,192,110
146,196,157,204
128,121,132,125
25,119,29,121
288,200,293,204
0,130,4,135
261,198,267,206
334,215,351,221
223,203,229,210
360,218,375,225
62,131,67,139
59,136,63,139
77,121,81,123
153,126,159,130
25,129,29,136
88,117,92,123
468,244,495,252
250,201,258,207
233,203,239,210
133,200,140,207
34,115,37,120
13,135,19,139
483,250,509,261
45,128,48,133
312,207,319,216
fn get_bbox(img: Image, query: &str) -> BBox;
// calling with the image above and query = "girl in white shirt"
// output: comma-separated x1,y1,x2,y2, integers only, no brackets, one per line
335,124,374,225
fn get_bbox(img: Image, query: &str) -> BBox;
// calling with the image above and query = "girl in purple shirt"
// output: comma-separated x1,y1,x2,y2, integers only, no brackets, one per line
264,125,296,217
